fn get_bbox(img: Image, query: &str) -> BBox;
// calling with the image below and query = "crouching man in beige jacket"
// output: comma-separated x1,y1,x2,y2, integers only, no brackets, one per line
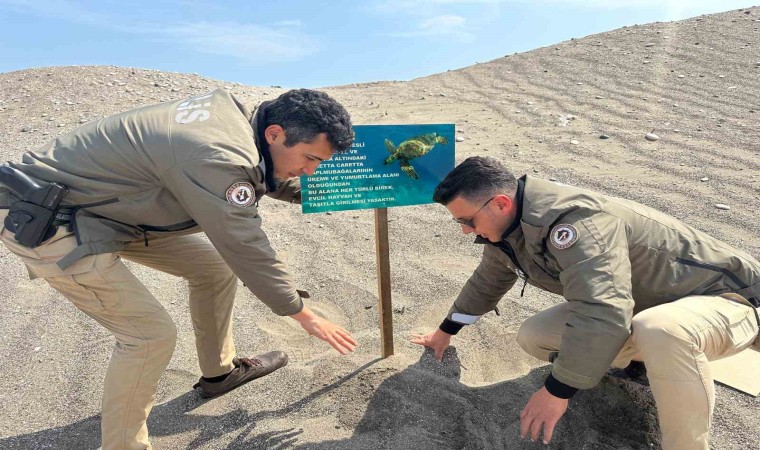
414,156,759,450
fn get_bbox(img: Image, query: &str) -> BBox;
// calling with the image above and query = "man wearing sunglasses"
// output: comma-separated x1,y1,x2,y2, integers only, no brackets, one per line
413,156,759,450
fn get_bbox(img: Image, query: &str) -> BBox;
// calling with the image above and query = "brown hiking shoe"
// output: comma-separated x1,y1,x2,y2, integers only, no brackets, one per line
193,351,289,399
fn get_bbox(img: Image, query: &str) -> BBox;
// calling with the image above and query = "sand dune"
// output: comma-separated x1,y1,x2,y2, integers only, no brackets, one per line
1,6,758,449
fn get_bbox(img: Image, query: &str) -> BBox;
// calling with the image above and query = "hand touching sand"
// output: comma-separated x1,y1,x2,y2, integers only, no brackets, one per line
520,387,569,444
411,329,452,361
291,307,357,354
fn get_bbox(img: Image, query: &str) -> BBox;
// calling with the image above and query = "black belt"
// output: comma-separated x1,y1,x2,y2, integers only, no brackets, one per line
52,206,74,226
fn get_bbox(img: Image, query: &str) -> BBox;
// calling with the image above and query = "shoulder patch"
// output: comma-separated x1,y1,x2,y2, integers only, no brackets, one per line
550,223,579,249
226,182,255,207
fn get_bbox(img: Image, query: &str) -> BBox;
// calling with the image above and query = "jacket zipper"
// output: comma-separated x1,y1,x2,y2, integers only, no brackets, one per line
497,241,530,297
138,219,198,233
674,257,748,289
137,219,198,247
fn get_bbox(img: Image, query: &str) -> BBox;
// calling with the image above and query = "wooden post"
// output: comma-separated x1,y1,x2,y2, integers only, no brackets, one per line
374,207,394,357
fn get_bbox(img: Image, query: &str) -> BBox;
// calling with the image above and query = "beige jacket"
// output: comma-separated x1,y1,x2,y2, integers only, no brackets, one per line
0,89,305,316
446,176,760,390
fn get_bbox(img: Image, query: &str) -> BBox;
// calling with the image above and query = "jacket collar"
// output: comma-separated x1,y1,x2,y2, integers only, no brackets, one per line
474,175,526,245
251,101,278,192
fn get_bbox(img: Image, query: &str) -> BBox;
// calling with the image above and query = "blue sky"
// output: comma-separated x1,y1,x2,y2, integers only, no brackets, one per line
0,1,753,88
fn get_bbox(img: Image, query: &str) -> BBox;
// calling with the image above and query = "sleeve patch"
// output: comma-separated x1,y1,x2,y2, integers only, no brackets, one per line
226,182,255,207
451,313,482,324
550,223,579,249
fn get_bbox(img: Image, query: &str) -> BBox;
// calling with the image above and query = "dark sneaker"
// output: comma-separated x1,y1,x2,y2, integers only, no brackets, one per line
609,360,649,386
193,351,289,399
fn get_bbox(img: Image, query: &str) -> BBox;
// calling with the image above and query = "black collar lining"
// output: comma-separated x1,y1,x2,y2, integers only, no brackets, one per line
252,101,278,192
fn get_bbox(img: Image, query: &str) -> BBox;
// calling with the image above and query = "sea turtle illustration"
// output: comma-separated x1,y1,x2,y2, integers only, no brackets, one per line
383,133,448,179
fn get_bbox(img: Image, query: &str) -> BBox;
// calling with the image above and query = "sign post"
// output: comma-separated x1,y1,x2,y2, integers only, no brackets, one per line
374,207,394,357
302,124,455,358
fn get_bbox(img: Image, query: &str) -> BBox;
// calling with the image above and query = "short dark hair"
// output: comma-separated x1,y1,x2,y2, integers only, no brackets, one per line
433,156,518,205
265,89,353,153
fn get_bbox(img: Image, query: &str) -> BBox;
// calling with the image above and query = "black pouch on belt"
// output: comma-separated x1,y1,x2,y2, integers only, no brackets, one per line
1,165,68,247
6,201,61,247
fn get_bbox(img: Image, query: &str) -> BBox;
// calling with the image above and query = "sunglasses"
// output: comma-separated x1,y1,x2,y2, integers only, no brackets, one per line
453,197,494,228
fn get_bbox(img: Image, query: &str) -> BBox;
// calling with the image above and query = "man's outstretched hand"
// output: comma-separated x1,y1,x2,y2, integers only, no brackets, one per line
291,307,357,354
411,329,452,361
519,387,568,444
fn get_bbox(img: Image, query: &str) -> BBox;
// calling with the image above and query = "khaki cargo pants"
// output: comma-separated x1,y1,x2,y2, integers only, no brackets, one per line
517,295,759,450
0,223,238,450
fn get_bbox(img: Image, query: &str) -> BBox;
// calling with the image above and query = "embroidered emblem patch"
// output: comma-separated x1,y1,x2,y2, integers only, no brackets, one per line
550,224,579,249
226,182,255,207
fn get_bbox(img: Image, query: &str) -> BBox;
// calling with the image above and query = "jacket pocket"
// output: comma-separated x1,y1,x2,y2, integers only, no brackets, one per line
721,301,760,351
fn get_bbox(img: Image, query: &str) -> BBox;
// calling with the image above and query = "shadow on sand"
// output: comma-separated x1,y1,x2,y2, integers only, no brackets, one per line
0,359,381,450
297,348,660,450
2,350,659,449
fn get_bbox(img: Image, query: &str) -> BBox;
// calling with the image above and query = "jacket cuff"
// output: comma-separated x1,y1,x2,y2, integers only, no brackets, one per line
544,373,579,399
439,318,465,335
270,295,304,316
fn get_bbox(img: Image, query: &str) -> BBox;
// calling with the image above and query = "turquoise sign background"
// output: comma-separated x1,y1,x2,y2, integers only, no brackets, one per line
301,124,455,213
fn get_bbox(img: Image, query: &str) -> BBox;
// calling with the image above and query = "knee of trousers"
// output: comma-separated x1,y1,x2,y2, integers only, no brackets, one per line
145,324,177,362
116,328,177,366
516,316,546,356
190,264,236,284
159,320,179,345
124,315,179,354
630,312,693,359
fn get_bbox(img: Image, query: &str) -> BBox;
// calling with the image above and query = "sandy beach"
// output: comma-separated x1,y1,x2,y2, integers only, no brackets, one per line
0,6,758,449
